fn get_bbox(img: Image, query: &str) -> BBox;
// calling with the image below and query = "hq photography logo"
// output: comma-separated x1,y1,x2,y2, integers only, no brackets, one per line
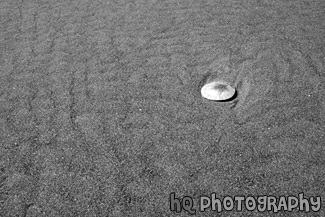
169,192,322,215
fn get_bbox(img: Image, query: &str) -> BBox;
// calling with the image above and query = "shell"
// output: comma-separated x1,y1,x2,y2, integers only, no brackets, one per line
201,80,236,101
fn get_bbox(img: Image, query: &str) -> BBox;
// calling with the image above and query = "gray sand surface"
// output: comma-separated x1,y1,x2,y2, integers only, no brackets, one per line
0,0,324,216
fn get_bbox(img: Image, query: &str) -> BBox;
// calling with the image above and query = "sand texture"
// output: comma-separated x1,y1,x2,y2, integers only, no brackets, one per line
0,0,324,216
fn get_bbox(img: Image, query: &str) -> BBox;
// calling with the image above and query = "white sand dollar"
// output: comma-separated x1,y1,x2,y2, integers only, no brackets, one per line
201,80,236,101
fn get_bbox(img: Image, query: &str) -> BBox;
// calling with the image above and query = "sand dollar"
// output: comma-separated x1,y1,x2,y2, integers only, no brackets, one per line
201,80,236,101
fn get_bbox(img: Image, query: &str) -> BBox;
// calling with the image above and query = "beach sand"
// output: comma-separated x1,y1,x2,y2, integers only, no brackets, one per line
0,0,324,216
